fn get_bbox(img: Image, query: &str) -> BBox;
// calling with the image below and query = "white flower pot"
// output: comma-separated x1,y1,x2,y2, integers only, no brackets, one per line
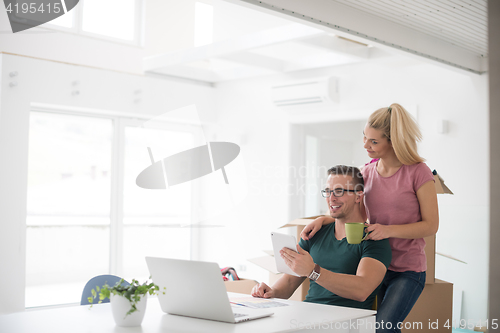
110,293,148,327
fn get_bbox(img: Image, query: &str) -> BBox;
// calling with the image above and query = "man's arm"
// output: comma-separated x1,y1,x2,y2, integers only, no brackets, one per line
251,274,306,299
315,257,386,302
281,245,386,302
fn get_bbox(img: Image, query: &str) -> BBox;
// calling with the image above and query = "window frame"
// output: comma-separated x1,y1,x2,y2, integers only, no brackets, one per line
115,117,203,277
25,106,202,308
41,0,145,47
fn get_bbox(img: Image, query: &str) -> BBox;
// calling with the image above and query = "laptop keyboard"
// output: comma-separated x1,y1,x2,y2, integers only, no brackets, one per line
234,313,246,318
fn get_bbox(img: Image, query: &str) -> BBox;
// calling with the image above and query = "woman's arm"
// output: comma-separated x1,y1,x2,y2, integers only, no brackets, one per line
300,216,335,240
366,180,439,240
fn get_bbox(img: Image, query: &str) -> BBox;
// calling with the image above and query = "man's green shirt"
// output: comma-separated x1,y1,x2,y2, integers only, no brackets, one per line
299,222,392,309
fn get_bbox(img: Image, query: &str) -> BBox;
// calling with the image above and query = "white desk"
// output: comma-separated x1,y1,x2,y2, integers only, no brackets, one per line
0,293,376,333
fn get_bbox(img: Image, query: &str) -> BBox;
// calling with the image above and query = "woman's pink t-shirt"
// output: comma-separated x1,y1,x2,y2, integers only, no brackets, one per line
362,162,434,272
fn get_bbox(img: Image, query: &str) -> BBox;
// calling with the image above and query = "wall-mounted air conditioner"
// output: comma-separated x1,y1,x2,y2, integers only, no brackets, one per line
271,77,339,107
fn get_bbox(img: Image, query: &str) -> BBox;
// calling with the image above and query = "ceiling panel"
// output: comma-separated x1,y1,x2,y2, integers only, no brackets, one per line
144,23,371,83
334,0,487,56
145,0,488,82
235,0,487,73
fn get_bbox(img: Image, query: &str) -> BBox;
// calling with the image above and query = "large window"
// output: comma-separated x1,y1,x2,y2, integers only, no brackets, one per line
46,0,143,45
121,123,194,278
26,113,112,307
26,111,197,308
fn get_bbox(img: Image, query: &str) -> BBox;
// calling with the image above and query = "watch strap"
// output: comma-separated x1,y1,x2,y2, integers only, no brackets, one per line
308,263,321,281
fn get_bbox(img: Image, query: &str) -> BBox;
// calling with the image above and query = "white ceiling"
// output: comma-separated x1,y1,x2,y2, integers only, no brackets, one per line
144,23,373,83
144,0,488,83
237,0,488,73
334,0,487,56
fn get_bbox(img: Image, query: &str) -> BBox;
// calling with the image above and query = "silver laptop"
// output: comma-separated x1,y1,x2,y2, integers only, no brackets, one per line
146,257,273,323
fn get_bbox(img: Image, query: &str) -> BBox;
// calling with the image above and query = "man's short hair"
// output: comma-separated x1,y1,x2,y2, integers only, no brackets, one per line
327,165,364,192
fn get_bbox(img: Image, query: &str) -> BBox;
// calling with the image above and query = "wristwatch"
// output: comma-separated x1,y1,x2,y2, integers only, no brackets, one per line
308,264,321,281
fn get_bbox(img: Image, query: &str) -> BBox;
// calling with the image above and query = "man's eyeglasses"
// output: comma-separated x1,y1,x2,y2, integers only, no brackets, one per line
321,188,357,198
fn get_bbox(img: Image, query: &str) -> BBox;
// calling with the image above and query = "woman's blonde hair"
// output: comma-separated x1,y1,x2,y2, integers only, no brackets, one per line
367,103,424,165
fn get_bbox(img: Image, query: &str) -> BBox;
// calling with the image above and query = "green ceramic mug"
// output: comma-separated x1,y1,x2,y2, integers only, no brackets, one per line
345,222,368,244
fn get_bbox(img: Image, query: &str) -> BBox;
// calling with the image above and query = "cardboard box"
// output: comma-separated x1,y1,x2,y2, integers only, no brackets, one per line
433,170,453,194
224,279,258,295
424,234,436,284
280,215,325,241
403,279,453,332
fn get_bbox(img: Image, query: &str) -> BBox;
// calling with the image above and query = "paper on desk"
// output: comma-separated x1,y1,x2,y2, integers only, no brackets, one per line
230,297,289,309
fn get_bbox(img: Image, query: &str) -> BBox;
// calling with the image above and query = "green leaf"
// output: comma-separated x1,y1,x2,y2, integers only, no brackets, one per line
87,277,161,317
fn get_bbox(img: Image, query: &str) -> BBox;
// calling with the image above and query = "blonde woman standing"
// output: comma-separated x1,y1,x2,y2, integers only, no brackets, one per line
301,103,439,333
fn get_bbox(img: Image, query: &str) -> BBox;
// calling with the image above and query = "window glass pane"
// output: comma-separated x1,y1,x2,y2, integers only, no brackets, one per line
122,125,194,279
123,126,194,223
194,2,213,47
82,0,136,41
26,112,112,308
25,226,110,307
122,225,190,279
27,112,112,221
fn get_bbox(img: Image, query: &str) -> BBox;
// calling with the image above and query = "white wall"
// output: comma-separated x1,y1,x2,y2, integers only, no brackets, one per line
207,54,489,321
295,120,368,215
0,53,215,314
408,66,489,323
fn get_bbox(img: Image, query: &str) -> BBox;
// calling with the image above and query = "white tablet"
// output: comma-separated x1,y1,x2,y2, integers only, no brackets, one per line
271,232,300,277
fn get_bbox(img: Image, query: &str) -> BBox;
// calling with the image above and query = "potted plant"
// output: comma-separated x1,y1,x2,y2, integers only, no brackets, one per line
88,278,165,327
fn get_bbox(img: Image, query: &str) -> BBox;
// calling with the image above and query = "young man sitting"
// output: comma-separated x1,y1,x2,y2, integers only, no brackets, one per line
252,165,391,309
